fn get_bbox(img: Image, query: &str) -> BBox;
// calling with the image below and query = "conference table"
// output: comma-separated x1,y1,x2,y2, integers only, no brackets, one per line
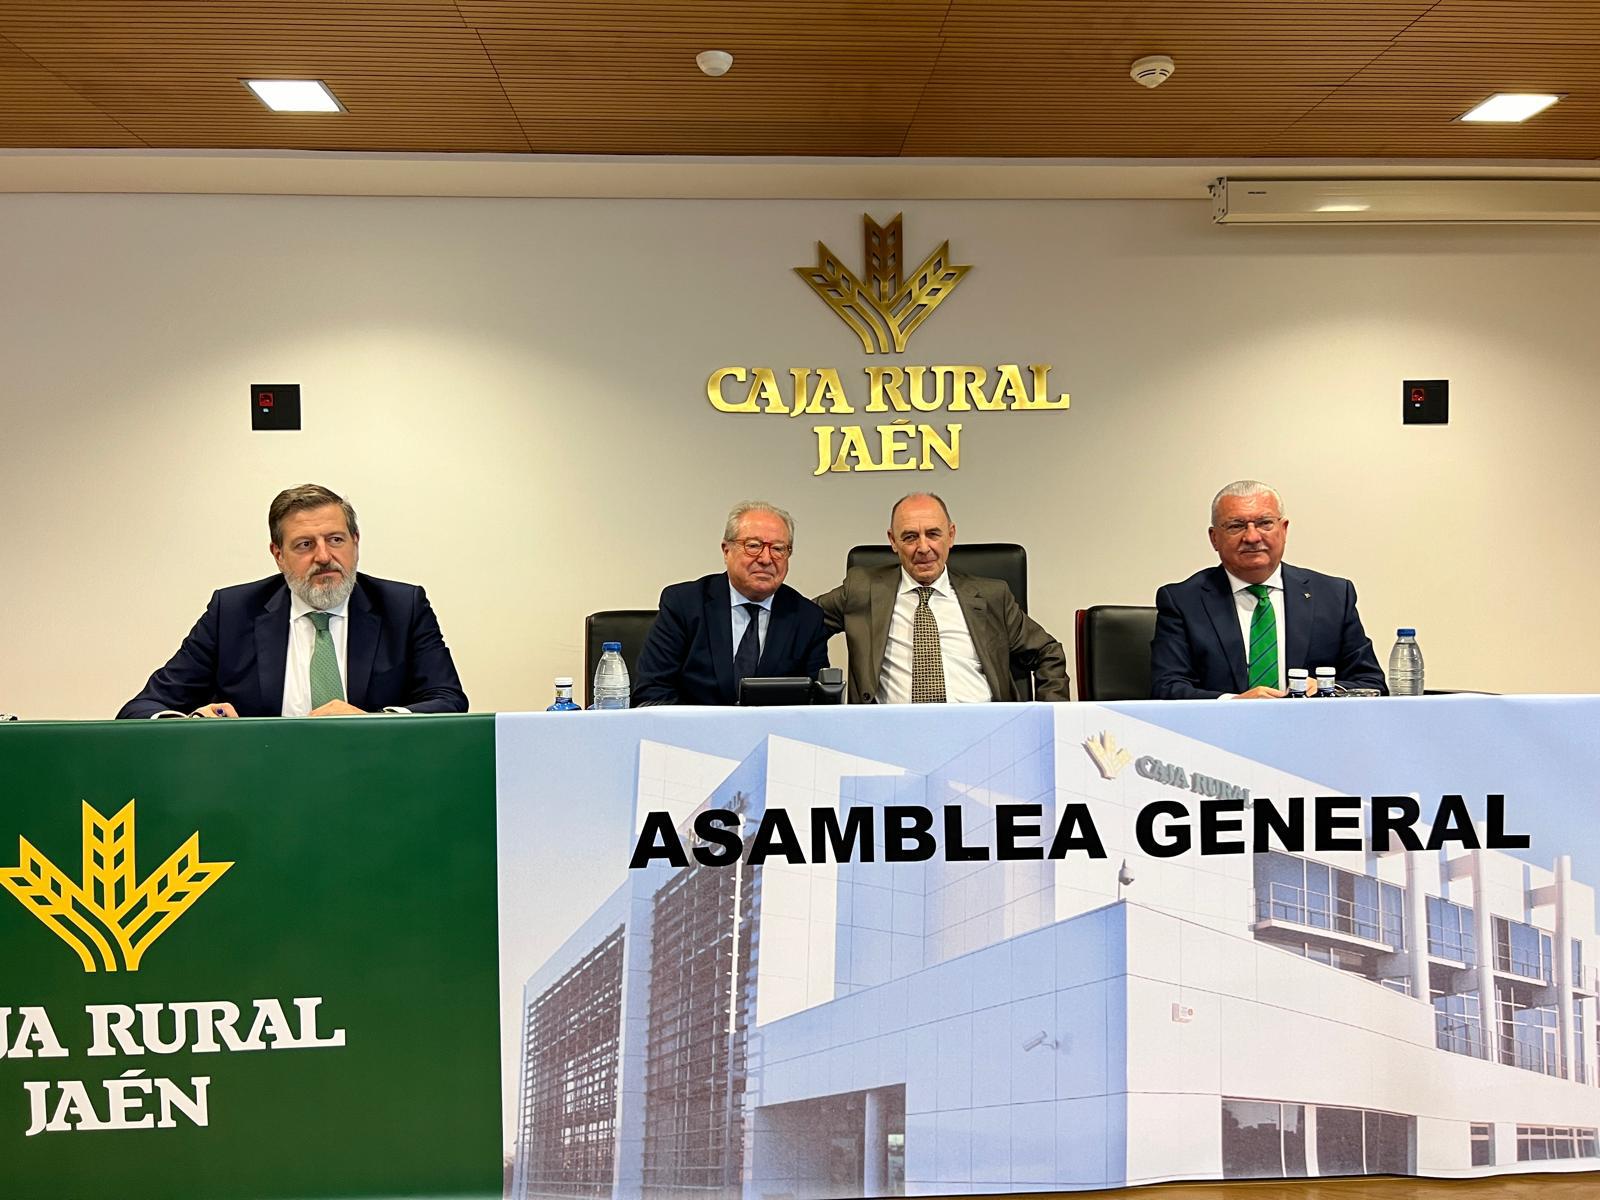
1096,1175,1593,1197
2,695,1597,1200
703,1175,1600,1198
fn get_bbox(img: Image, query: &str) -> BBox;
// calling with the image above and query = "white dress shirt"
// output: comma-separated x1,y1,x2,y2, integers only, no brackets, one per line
1225,566,1287,691
876,568,992,705
728,580,773,662
282,592,351,717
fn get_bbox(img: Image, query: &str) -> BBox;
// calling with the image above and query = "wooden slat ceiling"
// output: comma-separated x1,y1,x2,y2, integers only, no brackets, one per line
0,0,1596,159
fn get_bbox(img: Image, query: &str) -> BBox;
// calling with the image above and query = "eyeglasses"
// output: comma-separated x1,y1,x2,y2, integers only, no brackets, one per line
731,538,792,559
1218,517,1282,536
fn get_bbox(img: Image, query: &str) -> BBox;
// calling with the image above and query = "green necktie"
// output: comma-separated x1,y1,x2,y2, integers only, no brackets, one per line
308,612,344,708
1245,583,1279,690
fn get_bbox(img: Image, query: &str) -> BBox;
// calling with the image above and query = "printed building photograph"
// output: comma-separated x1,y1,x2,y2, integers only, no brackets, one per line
505,707,1600,1198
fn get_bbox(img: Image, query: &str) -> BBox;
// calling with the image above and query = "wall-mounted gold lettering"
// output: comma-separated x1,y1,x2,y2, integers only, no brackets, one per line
709,363,1064,473
813,423,962,475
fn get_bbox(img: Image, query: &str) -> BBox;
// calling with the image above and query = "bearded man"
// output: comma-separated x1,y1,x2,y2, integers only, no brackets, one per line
117,484,468,718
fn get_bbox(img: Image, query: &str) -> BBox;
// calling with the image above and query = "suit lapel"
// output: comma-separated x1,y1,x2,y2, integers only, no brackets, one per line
759,587,798,674
254,585,291,716
705,575,736,703
951,572,1006,698
867,567,898,693
346,579,379,709
1200,566,1249,693
1282,564,1313,675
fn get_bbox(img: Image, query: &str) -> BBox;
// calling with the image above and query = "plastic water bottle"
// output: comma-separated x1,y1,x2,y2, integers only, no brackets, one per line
1286,668,1309,698
546,677,580,712
1314,667,1337,697
1388,629,1424,696
592,642,631,710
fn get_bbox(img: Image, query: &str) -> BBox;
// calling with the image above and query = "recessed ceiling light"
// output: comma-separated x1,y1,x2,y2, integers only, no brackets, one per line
243,79,343,113
1459,93,1560,123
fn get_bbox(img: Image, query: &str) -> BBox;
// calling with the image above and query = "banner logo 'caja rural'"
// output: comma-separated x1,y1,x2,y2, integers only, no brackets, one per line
2,801,232,972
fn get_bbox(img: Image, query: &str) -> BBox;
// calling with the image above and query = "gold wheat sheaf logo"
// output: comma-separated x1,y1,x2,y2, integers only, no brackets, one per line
796,214,971,354
1084,731,1134,781
1,801,232,972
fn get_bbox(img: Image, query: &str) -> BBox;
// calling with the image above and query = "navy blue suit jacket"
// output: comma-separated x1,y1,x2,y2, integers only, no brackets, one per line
632,574,830,707
117,574,468,718
1151,563,1386,699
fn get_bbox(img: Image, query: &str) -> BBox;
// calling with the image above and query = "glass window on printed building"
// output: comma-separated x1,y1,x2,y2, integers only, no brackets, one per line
1495,916,1554,983
1517,1126,1600,1162
1315,1106,1414,1177
1470,1124,1494,1167
1426,896,1476,965
1221,1100,1306,1178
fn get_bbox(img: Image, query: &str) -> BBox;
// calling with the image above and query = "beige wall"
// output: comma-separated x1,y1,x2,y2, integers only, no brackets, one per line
1,193,1595,717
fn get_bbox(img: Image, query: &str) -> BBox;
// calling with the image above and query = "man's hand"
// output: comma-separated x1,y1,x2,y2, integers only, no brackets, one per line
310,699,366,717
189,702,240,719
1231,686,1287,700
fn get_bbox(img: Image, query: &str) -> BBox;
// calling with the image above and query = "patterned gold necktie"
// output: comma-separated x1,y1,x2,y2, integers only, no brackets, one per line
911,586,947,703
308,612,344,708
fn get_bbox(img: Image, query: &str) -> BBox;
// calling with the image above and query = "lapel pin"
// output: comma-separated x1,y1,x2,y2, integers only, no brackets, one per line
1303,592,1310,599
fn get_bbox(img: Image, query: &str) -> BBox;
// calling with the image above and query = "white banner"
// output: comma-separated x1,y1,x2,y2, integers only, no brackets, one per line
496,696,1600,1195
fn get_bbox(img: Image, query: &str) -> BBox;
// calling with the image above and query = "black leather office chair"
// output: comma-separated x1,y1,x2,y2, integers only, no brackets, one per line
844,542,1031,700
845,543,1028,610
1075,605,1158,701
583,610,658,707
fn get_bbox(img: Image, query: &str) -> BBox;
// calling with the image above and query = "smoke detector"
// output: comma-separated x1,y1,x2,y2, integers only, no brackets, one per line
1131,55,1176,88
696,49,734,77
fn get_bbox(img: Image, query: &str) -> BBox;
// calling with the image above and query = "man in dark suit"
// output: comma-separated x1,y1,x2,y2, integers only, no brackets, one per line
118,484,467,718
632,501,830,706
815,493,1068,704
1151,480,1386,700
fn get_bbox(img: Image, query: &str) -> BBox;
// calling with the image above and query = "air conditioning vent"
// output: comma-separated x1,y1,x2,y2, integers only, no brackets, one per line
1211,178,1600,224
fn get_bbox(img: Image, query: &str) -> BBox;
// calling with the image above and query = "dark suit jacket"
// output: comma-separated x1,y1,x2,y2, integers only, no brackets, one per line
632,574,831,706
1150,563,1386,700
117,574,468,718
814,565,1069,704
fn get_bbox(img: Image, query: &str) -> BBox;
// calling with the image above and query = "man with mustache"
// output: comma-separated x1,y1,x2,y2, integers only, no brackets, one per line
815,493,1069,704
1150,479,1386,699
633,501,830,706
118,484,467,718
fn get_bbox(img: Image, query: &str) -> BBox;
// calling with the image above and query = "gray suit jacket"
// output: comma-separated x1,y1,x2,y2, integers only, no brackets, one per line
815,565,1069,704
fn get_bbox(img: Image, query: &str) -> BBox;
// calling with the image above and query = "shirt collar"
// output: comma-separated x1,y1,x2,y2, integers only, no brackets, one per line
289,588,352,623
900,567,952,597
1225,566,1283,595
728,579,775,612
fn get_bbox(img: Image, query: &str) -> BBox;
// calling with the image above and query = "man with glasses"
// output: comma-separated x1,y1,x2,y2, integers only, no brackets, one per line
632,501,830,706
1151,480,1386,699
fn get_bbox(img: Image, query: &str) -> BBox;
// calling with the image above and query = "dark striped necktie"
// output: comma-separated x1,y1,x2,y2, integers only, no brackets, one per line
733,602,762,688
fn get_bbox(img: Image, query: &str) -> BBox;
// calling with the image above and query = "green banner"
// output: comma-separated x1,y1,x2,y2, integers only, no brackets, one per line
1,716,502,1200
